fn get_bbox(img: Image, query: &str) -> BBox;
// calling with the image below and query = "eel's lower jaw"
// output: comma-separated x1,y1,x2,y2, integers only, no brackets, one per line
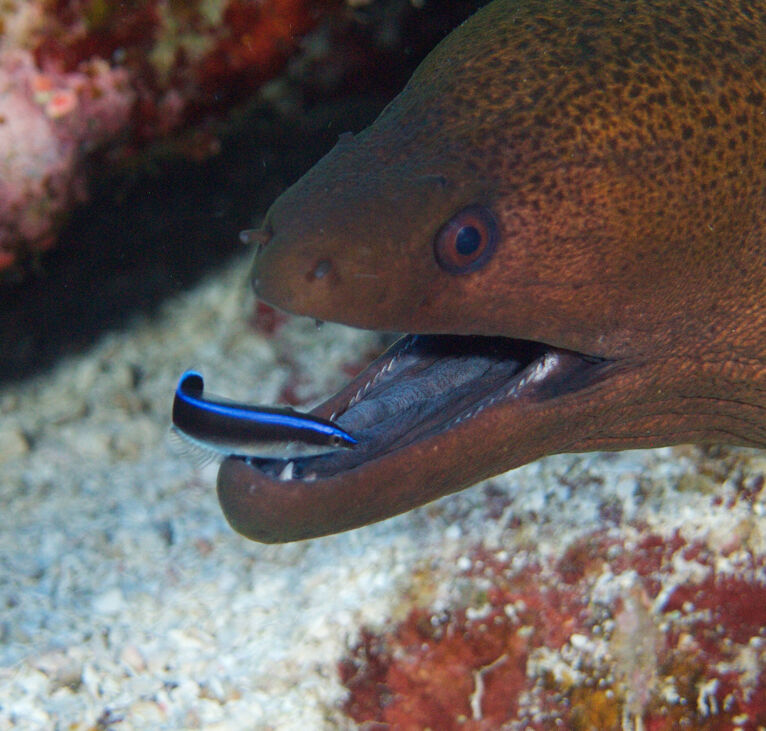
217,334,612,543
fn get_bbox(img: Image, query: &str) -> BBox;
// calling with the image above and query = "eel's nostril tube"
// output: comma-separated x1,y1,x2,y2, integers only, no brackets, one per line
239,226,273,251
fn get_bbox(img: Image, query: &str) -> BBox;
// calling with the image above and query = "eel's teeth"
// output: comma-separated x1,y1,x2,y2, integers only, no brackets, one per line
279,461,295,481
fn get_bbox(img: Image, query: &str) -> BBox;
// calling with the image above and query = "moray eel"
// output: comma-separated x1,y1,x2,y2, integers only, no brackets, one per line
218,0,766,542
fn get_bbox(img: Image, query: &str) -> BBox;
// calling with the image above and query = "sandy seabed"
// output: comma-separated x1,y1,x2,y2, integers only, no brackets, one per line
1,254,763,729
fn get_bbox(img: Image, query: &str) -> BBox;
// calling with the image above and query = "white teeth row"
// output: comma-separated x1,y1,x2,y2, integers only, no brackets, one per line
347,356,396,408
269,349,430,483
331,336,419,420
443,353,560,431
528,352,558,384
277,461,318,482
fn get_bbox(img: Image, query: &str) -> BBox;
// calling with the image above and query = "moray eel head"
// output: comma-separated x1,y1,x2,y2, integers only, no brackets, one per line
219,0,766,542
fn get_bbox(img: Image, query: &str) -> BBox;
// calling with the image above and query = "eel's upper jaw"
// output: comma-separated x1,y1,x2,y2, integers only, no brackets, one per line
216,333,615,543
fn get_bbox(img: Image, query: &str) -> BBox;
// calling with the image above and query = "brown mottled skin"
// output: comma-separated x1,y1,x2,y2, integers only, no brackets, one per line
218,0,766,542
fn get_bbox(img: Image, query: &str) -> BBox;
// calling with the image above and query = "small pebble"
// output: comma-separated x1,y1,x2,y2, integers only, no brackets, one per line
92,588,126,615
0,422,29,462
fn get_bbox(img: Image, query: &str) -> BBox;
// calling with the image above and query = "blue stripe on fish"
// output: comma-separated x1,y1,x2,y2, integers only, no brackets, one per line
171,370,357,460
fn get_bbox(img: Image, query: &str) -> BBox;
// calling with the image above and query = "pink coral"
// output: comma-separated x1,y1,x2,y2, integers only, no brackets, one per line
0,0,342,272
0,49,134,267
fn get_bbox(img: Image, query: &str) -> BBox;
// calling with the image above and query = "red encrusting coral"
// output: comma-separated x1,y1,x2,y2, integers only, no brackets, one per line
342,569,590,729
198,0,338,104
250,301,290,336
0,0,341,271
33,0,340,134
341,529,766,729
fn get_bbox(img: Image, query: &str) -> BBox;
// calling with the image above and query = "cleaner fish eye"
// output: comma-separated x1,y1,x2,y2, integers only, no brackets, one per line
171,370,357,463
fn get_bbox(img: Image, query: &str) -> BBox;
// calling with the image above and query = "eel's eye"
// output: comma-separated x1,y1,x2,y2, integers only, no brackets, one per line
433,204,498,274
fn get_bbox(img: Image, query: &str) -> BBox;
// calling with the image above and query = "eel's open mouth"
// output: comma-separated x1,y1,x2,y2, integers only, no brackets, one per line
217,333,615,541
222,333,611,500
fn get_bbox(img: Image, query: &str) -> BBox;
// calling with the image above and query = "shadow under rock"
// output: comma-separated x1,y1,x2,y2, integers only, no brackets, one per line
0,98,384,384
